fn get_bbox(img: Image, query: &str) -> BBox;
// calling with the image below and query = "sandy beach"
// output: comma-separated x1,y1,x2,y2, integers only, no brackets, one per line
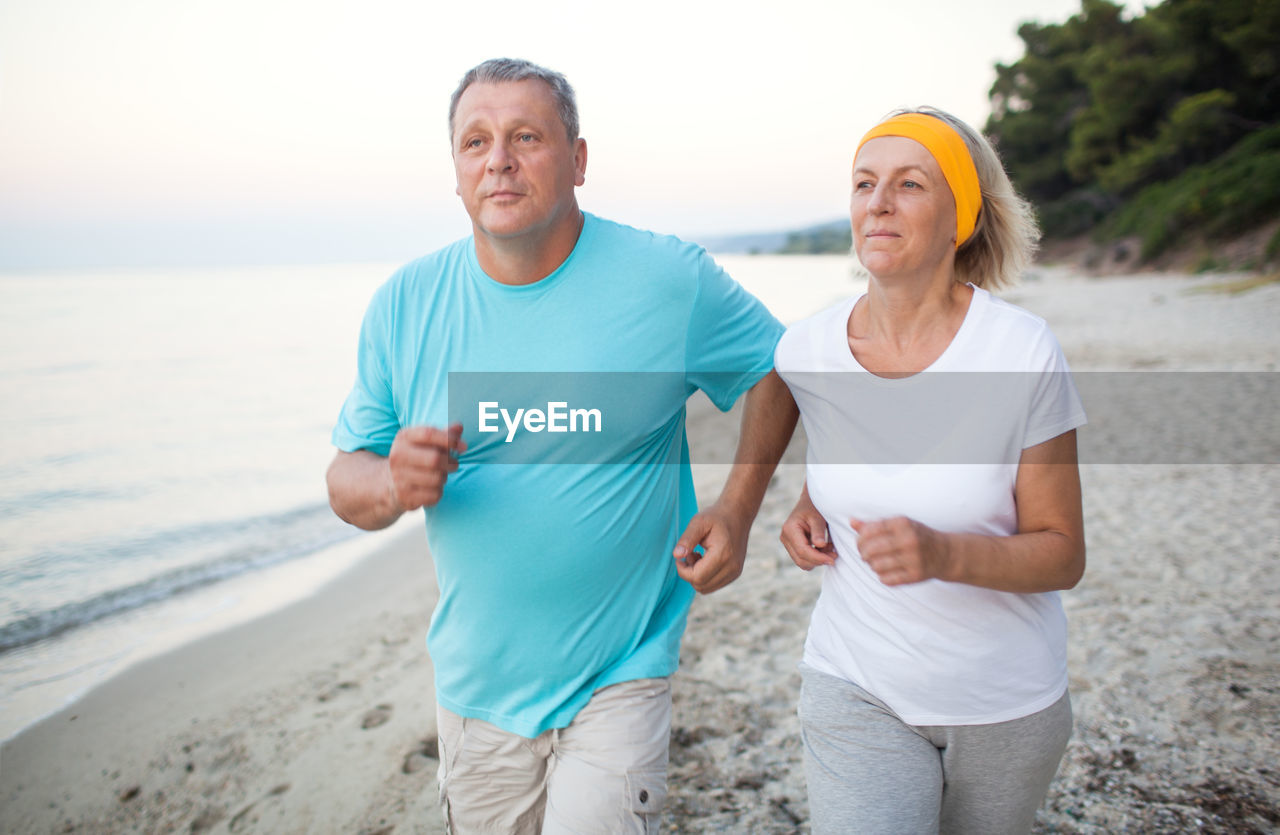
3,265,1278,834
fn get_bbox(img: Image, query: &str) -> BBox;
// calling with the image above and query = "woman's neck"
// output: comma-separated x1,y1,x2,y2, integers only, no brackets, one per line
848,272,974,375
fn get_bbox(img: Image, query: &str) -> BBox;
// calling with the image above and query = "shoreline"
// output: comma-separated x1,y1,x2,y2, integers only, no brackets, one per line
1,519,443,834
3,265,1278,833
0,520,393,745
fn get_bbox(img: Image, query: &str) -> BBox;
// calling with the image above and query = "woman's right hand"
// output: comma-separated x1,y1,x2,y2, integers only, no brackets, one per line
780,483,836,570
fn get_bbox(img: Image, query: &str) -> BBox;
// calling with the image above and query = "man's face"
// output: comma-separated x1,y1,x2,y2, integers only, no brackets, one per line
451,80,587,243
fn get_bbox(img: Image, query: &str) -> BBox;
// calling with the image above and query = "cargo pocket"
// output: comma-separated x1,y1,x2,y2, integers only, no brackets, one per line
437,754,454,835
435,712,465,835
625,768,668,835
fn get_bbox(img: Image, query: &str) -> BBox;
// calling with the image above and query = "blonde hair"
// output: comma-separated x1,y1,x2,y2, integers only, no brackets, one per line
888,107,1040,289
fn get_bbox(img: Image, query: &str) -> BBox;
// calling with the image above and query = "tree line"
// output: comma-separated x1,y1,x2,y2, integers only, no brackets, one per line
986,0,1280,263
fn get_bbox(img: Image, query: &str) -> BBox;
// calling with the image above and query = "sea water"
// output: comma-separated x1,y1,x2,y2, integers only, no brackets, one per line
0,253,862,740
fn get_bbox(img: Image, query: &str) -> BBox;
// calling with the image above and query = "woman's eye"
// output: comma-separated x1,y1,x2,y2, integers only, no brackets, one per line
903,180,920,189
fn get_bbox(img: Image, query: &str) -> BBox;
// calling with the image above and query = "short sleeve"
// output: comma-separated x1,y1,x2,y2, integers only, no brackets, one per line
1024,327,1088,449
684,251,785,411
331,283,401,457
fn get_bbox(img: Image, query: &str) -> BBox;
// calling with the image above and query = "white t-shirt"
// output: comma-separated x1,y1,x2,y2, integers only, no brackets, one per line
775,286,1087,725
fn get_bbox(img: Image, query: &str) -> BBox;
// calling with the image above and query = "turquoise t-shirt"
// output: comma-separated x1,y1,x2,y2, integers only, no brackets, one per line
332,213,783,737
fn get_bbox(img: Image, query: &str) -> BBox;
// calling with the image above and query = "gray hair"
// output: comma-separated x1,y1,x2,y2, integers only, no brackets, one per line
884,106,1041,290
448,58,579,142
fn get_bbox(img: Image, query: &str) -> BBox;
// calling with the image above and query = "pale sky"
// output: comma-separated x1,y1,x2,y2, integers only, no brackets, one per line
0,0,1145,269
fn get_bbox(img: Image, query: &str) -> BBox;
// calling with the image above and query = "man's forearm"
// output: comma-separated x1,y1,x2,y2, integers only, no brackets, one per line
717,370,798,518
672,370,798,594
326,449,404,531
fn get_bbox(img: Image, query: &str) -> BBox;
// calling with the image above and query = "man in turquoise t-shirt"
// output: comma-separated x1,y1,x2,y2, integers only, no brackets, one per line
327,58,796,834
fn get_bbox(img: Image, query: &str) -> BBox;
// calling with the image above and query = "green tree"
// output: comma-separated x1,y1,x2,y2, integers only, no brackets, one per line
986,0,1280,249
987,0,1131,203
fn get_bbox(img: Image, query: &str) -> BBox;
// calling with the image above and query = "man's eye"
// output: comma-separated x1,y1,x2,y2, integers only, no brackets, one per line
518,133,535,143
855,180,874,190
903,180,920,189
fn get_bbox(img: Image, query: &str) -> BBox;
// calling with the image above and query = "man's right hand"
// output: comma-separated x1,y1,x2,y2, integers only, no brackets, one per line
387,424,467,511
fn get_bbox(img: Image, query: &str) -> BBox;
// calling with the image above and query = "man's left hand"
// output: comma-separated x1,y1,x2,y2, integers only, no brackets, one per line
673,502,750,594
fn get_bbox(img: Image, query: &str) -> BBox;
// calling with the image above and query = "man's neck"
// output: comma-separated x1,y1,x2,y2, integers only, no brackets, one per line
473,209,585,286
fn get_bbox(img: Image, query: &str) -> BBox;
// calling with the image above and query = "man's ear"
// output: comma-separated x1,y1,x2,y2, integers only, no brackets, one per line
574,138,587,187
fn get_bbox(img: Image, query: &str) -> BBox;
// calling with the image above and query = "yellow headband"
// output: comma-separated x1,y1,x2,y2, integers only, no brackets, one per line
855,113,982,247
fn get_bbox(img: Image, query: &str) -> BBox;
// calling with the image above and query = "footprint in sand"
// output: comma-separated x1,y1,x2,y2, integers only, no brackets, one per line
189,806,224,832
402,737,439,774
317,680,359,703
361,703,394,729
227,784,291,832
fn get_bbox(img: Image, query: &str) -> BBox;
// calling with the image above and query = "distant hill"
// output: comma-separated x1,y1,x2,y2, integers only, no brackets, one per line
697,219,850,255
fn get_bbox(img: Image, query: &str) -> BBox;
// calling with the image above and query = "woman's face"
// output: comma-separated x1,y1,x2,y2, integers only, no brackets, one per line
850,136,958,279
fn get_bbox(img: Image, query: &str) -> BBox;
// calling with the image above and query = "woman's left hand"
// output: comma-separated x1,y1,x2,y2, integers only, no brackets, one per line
850,516,951,586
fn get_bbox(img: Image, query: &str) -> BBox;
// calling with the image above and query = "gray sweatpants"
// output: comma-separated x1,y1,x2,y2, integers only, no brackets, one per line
799,663,1072,835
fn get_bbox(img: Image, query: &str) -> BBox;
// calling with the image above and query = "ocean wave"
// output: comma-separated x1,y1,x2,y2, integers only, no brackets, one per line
0,504,359,653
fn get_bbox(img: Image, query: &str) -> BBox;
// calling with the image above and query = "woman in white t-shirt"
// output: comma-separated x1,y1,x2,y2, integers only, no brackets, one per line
775,107,1086,835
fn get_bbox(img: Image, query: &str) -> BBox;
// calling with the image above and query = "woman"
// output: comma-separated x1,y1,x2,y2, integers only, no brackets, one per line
775,107,1086,834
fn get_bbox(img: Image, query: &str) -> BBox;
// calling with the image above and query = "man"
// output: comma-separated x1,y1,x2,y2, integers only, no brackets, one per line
327,58,795,834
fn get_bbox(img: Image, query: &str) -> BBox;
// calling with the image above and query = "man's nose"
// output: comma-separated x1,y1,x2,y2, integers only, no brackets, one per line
486,141,516,172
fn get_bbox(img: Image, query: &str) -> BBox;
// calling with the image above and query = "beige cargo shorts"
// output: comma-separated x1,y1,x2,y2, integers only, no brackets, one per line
436,677,671,834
